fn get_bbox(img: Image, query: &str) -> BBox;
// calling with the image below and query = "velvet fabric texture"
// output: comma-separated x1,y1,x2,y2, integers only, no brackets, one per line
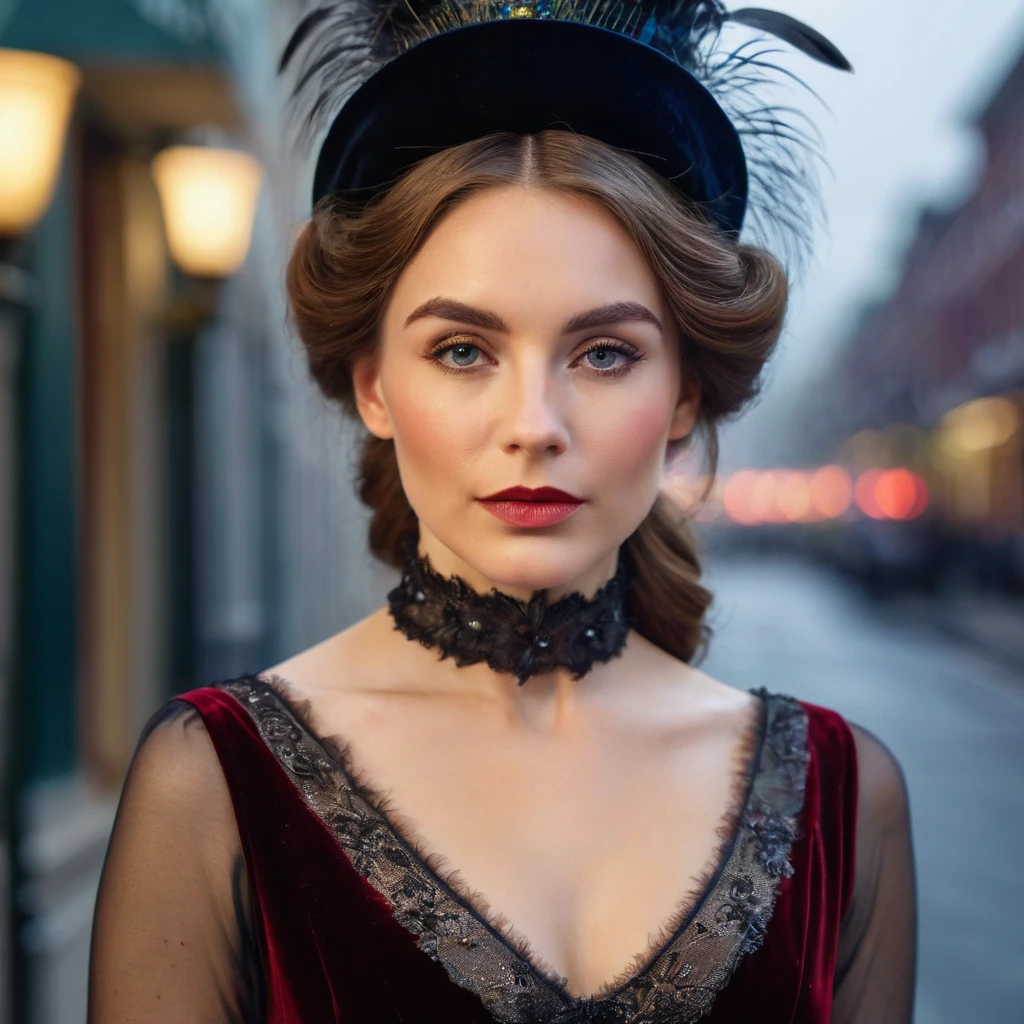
177,685,857,1023
311,20,748,237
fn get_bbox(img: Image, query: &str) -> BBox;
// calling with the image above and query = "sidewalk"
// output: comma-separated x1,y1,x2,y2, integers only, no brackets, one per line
883,591,1024,675
938,593,1024,670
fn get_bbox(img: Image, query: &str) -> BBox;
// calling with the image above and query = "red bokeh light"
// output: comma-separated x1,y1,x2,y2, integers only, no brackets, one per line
854,470,886,519
875,469,929,520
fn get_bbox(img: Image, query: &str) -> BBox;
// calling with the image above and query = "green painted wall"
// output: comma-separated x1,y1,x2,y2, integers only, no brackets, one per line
1,0,221,61
3,0,224,785
0,0,19,37
17,153,77,782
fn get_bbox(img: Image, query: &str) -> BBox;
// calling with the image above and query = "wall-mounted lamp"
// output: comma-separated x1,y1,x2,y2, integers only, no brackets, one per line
149,145,264,698
0,48,81,239
152,145,263,280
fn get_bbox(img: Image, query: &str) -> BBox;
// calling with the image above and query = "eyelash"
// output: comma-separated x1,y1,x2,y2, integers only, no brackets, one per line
425,334,645,379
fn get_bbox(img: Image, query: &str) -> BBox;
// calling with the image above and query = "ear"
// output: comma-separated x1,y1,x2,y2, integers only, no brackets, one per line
351,353,394,440
668,372,701,442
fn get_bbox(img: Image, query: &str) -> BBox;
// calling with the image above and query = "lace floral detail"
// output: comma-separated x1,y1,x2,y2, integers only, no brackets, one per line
219,675,809,1023
388,534,634,686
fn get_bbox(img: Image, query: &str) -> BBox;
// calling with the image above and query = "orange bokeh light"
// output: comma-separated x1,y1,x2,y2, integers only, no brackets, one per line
809,465,853,518
750,471,781,522
722,470,762,524
715,465,927,525
776,470,814,522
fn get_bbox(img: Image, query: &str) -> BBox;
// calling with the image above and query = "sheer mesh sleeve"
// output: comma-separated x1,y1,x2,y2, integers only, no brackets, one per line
831,722,918,1023
88,699,266,1023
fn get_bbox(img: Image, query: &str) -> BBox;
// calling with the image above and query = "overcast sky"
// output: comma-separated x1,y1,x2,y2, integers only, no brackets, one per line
719,0,1024,467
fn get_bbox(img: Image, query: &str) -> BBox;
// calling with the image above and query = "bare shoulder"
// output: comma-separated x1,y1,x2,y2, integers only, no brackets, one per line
678,665,763,739
261,605,401,702
612,632,761,739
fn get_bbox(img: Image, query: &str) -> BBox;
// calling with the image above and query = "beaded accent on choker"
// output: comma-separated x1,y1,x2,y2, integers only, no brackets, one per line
387,535,634,685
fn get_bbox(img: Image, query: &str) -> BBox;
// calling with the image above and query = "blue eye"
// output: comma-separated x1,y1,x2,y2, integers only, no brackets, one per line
429,341,482,369
448,343,480,367
584,346,622,370
577,341,643,376
427,336,643,378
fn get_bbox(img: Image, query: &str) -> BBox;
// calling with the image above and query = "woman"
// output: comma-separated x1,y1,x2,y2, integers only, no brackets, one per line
88,2,917,1021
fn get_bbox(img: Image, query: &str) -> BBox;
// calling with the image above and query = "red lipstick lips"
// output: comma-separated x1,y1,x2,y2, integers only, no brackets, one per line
477,485,585,528
480,485,584,502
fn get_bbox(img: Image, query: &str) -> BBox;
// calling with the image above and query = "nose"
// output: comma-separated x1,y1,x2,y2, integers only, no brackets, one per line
500,357,570,457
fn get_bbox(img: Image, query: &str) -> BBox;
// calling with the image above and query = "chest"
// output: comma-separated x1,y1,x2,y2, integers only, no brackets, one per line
315,695,759,999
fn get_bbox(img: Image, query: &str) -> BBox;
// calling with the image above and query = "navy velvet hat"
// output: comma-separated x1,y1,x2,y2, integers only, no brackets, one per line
280,0,851,268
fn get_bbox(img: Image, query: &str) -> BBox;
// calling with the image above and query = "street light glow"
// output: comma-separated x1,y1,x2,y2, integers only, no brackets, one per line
0,48,80,236
152,145,264,279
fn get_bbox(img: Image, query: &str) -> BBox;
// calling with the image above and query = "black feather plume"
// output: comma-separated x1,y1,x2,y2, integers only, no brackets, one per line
278,0,852,275
727,8,852,71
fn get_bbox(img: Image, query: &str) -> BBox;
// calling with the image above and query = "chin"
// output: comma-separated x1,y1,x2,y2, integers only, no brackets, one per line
446,532,622,597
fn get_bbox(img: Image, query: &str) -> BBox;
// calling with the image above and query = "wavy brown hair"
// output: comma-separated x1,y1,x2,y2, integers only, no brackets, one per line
286,131,787,664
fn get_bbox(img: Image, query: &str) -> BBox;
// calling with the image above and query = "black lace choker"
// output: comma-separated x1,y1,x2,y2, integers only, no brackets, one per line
387,535,634,686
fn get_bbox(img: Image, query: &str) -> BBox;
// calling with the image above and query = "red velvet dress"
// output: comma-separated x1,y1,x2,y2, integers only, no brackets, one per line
88,673,917,1023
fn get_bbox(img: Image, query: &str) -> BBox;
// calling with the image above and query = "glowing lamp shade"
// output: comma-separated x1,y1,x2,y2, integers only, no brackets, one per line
152,146,263,278
0,49,81,236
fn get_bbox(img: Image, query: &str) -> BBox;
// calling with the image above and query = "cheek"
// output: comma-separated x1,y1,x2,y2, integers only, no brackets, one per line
579,390,675,484
385,382,485,493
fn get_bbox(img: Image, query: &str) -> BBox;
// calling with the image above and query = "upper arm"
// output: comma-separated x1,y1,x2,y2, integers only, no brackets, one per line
831,721,917,1023
88,699,265,1023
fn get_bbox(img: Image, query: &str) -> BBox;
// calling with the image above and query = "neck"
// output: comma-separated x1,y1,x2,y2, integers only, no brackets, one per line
411,646,632,733
385,529,634,726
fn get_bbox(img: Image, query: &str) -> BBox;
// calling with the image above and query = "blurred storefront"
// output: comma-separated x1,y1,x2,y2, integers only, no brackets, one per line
790,42,1024,598
1,2,390,1021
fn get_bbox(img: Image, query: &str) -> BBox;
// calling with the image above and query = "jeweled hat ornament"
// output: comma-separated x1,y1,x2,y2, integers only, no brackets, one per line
279,0,852,272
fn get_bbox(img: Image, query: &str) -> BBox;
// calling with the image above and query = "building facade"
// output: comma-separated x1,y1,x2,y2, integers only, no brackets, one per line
1,1,389,1020
790,43,1024,588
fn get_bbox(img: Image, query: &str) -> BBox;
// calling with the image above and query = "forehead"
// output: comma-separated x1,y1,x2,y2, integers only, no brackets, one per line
389,186,665,315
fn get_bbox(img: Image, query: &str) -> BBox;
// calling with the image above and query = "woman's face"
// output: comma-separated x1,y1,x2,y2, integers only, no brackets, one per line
352,185,699,600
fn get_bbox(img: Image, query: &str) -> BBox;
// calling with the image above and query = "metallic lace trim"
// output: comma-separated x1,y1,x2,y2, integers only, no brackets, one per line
219,675,809,1024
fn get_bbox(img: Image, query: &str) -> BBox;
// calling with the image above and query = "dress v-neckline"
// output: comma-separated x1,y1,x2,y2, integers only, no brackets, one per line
223,673,811,1023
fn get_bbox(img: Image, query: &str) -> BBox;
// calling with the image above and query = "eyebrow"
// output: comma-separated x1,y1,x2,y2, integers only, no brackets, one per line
403,297,662,334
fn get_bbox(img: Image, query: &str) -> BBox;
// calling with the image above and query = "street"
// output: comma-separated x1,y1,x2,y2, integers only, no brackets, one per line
703,554,1024,1024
